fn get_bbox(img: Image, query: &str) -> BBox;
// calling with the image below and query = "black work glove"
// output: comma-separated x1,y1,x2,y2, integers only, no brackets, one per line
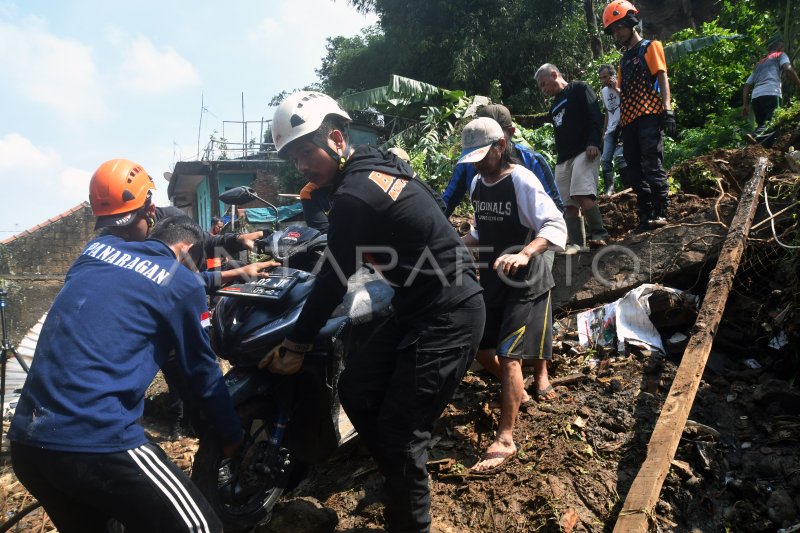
662,110,677,138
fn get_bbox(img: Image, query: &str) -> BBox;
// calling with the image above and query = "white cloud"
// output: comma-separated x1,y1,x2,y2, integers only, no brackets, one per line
0,133,91,232
249,0,375,43
0,16,108,121
116,36,200,94
247,17,280,43
246,2,377,79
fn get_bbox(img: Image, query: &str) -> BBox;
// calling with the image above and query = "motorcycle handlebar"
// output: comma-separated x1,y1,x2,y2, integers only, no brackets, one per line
254,235,273,254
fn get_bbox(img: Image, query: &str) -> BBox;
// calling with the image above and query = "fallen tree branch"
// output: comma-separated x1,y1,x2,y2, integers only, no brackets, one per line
610,187,633,198
750,201,800,231
710,177,737,225
0,502,42,533
658,233,724,279
655,221,727,230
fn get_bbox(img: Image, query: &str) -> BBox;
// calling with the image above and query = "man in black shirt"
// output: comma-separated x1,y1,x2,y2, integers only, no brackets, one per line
535,63,609,254
265,91,485,533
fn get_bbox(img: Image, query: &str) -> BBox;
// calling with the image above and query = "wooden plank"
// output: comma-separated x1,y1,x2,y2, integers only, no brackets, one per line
613,157,770,532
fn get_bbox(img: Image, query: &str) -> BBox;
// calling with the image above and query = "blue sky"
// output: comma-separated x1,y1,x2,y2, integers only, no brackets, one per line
0,1,376,237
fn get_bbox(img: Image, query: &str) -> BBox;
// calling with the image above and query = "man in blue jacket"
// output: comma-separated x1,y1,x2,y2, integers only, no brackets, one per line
88,158,273,440
441,104,564,218
9,216,244,533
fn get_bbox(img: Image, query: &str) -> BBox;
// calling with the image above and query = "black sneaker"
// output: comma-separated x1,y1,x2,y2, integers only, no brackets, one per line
169,423,184,441
634,220,652,234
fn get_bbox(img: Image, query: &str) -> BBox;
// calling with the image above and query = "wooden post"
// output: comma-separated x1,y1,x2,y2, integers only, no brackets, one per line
613,157,770,532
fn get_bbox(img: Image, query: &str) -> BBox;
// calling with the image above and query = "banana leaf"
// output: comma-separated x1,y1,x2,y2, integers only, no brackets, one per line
665,34,743,65
338,75,464,110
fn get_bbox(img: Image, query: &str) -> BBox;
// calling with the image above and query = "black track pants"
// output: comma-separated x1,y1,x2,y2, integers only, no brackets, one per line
11,441,222,533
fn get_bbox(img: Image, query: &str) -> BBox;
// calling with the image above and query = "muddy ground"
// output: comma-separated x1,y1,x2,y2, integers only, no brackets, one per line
1,144,799,532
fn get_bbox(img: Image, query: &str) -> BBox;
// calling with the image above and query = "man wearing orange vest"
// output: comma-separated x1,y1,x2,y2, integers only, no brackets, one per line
603,0,675,234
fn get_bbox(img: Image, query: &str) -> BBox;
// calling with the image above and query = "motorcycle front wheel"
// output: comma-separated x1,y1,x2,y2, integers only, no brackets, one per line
192,398,293,532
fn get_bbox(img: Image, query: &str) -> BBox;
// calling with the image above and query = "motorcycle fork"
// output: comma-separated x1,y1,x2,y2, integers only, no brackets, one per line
238,379,295,492
269,377,295,448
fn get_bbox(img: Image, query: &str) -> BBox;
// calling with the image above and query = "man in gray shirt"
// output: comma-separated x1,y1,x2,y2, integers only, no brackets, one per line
742,37,800,142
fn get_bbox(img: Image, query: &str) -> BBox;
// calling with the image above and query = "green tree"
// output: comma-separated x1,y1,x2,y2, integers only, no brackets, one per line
316,27,390,96
668,21,755,129
327,0,607,113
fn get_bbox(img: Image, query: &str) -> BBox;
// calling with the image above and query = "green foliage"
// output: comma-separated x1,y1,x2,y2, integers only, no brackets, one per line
318,0,791,210
268,90,292,107
669,160,718,195
327,0,605,114
664,34,744,64
719,0,775,40
585,49,622,89
337,75,459,110
664,109,750,169
276,162,306,199
669,20,757,130
208,130,229,160
488,79,503,104
515,123,556,169
717,0,791,61
385,95,472,194
316,26,389,96
771,99,800,130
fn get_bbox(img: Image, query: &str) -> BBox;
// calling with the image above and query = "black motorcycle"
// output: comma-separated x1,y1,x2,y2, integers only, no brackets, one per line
191,187,394,531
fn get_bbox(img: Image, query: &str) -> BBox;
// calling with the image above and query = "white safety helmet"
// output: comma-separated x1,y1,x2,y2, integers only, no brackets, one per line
272,91,352,158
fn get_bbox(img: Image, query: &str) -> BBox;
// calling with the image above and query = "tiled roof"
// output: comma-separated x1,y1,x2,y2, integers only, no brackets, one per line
1,202,91,245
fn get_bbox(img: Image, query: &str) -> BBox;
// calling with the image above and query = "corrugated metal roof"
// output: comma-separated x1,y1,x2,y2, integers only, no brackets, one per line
2,312,44,430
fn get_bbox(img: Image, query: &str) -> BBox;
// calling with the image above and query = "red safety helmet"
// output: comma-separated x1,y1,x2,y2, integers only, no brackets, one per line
89,158,155,229
603,0,639,34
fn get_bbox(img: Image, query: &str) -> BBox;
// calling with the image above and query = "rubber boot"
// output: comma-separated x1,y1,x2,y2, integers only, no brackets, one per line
583,205,609,247
634,205,653,234
602,171,615,196
564,216,587,255
618,167,633,190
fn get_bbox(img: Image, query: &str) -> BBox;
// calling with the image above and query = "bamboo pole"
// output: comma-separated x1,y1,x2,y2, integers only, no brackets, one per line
613,157,771,532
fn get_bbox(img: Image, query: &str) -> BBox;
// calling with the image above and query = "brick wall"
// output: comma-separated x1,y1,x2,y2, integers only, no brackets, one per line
0,203,95,345
243,168,280,207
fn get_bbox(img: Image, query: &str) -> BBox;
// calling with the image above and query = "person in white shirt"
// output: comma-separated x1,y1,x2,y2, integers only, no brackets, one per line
460,117,567,472
598,64,627,195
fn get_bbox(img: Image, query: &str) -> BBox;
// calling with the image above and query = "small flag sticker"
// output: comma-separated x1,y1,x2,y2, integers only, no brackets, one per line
200,311,211,328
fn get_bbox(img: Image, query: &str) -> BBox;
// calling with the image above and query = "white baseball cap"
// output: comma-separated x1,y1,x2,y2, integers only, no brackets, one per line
458,117,504,164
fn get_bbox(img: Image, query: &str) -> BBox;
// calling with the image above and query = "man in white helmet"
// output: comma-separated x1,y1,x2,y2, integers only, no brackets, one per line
264,91,485,532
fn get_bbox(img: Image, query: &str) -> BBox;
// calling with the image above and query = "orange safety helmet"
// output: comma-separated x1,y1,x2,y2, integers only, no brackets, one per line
89,158,155,229
603,0,639,34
